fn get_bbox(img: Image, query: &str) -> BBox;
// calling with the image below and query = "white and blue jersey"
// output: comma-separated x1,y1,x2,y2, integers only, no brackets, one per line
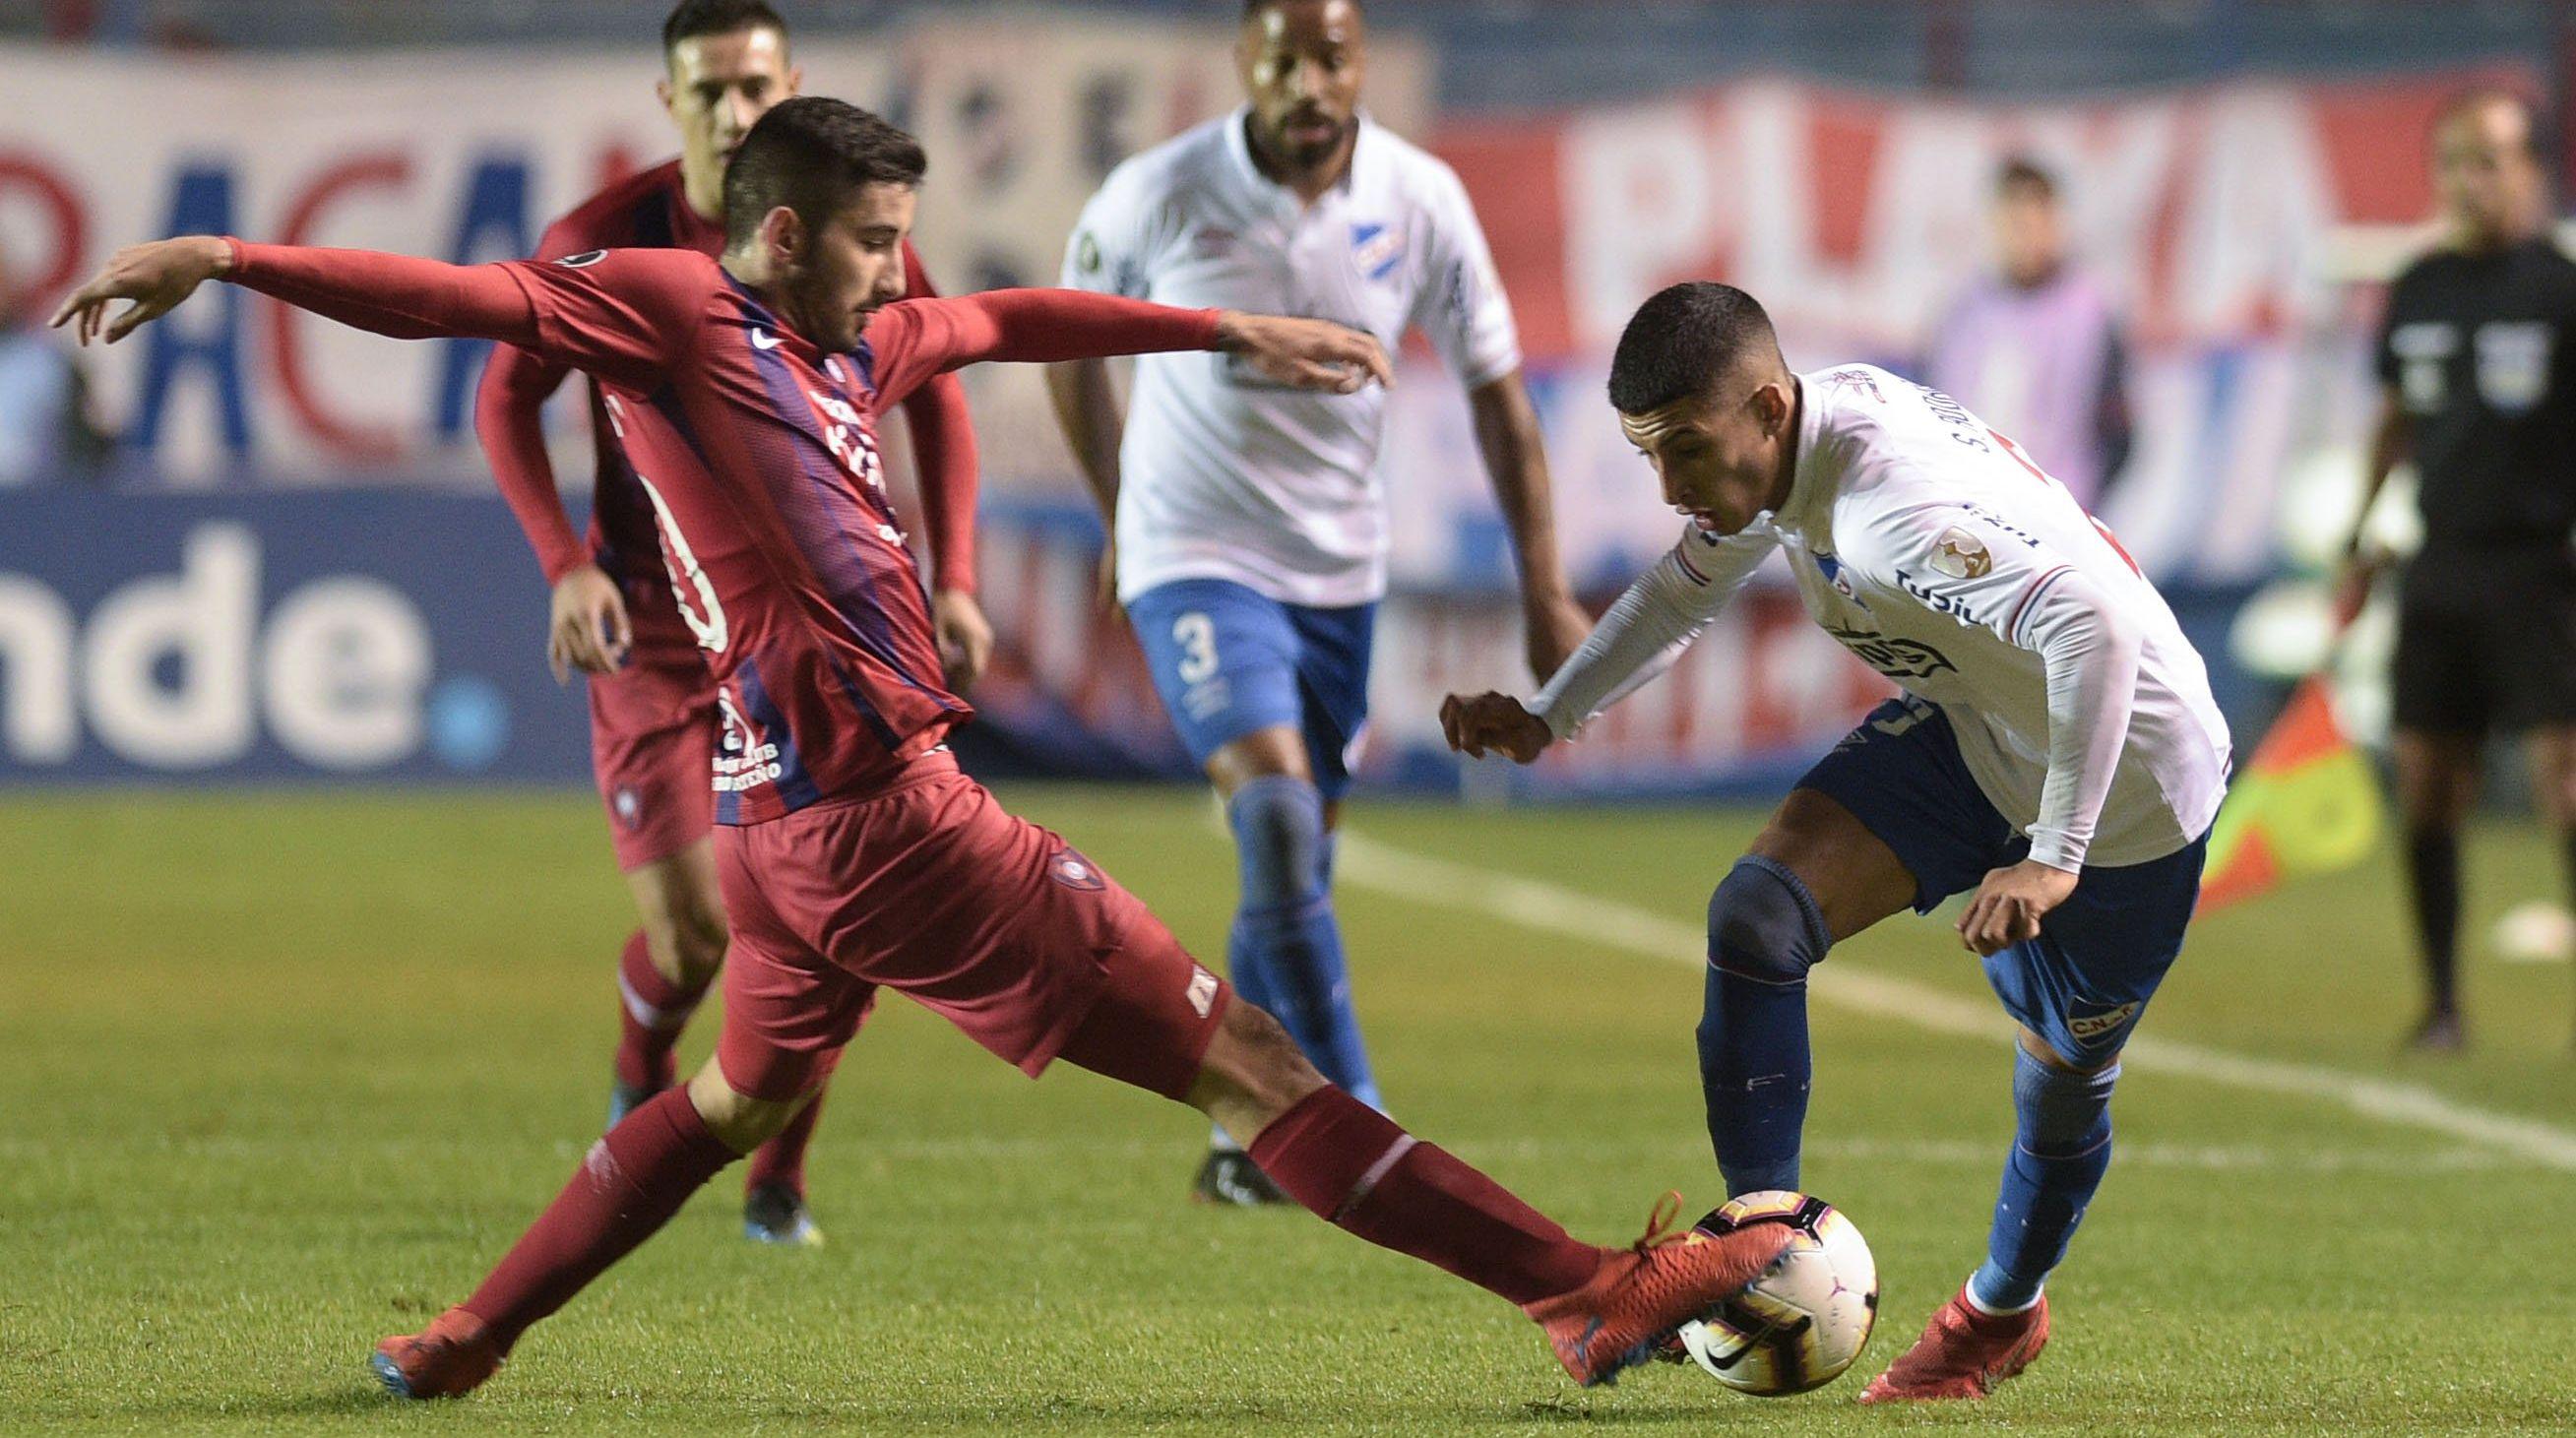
1061,107,1522,609
1064,108,1521,788
1532,364,2233,1058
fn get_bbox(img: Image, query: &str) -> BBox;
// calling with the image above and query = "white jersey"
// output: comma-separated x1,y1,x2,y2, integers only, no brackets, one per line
1061,108,1521,606
1533,364,2231,871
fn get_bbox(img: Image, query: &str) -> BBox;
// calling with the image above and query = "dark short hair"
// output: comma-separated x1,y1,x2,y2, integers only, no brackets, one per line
1607,282,1781,415
723,97,927,248
1995,156,2057,202
663,0,787,56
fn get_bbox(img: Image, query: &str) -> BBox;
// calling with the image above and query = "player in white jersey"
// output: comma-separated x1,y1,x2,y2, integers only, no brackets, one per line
1444,283,2231,1402
1048,0,1590,1205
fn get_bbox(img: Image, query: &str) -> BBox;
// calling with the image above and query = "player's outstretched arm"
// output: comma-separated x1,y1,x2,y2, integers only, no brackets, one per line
1518,535,1757,736
878,289,1392,401
1441,533,1757,767
55,236,545,350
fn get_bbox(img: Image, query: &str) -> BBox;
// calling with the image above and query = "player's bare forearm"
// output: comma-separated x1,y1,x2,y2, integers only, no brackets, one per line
1469,373,1589,678
1044,358,1126,522
1046,356,1131,608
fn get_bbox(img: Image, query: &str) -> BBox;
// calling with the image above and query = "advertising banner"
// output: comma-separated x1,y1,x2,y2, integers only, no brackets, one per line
0,491,584,782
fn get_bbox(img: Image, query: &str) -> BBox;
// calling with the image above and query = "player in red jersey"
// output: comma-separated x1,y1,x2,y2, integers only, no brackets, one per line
478,0,988,1247
57,97,1791,1401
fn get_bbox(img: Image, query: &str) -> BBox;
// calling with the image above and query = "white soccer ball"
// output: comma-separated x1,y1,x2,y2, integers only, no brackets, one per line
1672,1191,1878,1397
2492,901,2576,965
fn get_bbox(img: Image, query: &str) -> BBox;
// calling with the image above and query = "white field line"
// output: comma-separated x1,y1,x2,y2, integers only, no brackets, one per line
1337,834,2576,1172
0,1135,2519,1174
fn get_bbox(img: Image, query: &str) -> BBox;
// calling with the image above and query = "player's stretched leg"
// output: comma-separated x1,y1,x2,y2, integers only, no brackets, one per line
1699,788,1917,1196
1056,973,1792,1387
373,908,876,1400
370,1052,826,1398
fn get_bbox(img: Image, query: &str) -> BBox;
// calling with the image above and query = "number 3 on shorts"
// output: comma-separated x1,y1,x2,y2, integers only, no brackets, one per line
1172,612,1220,685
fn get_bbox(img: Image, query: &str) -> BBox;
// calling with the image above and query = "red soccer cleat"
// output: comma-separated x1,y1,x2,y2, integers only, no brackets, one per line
1522,1194,1794,1387
1857,1285,2049,1403
370,1307,505,1400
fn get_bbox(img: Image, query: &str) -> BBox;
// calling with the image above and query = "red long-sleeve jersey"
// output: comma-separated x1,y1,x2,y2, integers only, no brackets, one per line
224,239,1218,820
474,159,981,608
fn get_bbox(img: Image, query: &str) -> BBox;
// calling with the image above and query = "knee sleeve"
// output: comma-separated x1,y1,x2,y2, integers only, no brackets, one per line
1706,855,1832,987
2014,1046,2118,1157
1229,775,1328,909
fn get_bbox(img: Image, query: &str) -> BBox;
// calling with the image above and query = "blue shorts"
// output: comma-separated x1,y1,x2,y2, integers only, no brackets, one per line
1797,696,2210,1066
1125,578,1375,801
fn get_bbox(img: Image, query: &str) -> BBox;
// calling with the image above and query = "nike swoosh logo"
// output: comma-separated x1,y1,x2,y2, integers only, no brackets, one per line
751,329,784,350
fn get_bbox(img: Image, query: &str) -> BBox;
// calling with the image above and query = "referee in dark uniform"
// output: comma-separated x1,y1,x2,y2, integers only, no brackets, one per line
2340,89,2576,1052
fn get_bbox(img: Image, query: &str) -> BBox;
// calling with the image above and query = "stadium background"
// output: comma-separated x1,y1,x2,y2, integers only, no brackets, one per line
2,0,2552,798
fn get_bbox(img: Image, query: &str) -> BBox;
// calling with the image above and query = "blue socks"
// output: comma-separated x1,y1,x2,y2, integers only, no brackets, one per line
1699,856,1831,1197
1225,775,1379,1111
1971,1046,2119,1312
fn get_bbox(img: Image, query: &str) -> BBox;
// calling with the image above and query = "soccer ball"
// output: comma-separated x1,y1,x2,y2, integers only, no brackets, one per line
1670,1191,1878,1396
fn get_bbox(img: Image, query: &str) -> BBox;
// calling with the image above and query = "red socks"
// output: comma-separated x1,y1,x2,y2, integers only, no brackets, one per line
460,1087,739,1349
1248,1088,1602,1306
614,931,711,1094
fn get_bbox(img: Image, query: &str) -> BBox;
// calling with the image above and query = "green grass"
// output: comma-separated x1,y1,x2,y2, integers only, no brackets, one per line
4,785,2574,1434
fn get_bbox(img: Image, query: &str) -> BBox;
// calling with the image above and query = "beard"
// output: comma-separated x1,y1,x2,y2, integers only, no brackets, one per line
1265,110,1351,169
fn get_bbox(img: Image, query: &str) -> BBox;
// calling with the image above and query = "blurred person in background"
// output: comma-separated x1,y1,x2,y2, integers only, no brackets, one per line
1922,157,2132,513
0,240,111,485
2339,89,2576,1053
473,0,990,1245
1046,0,1591,1205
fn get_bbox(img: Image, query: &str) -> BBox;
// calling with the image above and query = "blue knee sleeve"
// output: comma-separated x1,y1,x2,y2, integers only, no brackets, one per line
1226,775,1378,1108
1699,856,1829,1197
1973,1048,2118,1311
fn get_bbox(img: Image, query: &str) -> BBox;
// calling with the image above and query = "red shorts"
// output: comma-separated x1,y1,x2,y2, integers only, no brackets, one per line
711,750,1229,1102
588,627,715,871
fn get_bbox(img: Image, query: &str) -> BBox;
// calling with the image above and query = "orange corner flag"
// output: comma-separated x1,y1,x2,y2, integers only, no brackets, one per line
2195,676,2381,915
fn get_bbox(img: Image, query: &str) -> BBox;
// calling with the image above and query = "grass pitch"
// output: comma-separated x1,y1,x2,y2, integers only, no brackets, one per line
5,784,2574,1434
